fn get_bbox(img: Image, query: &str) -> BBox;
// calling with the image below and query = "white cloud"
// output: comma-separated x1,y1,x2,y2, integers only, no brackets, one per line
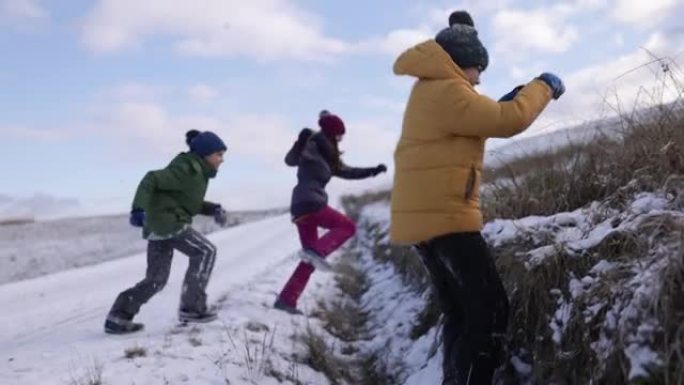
108,83,167,101
188,84,219,102
89,95,296,167
0,0,49,31
611,0,678,27
573,0,610,11
1,125,70,140
339,117,399,167
223,114,296,166
357,28,432,56
0,0,47,21
80,0,348,61
358,95,406,113
358,1,609,58
493,7,579,60
527,32,684,134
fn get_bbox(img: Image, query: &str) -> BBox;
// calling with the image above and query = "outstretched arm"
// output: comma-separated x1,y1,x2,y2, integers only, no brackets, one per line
334,163,386,180
201,201,221,216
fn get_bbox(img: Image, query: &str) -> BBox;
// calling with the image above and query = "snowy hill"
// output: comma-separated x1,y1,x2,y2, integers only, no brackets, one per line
0,210,285,285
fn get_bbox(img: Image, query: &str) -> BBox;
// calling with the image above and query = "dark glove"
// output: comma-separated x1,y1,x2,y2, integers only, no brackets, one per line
298,128,314,143
537,72,565,100
498,85,524,102
371,164,387,176
214,206,228,227
129,209,145,227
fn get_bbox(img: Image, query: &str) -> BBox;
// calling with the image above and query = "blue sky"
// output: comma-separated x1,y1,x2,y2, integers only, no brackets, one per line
1,0,683,219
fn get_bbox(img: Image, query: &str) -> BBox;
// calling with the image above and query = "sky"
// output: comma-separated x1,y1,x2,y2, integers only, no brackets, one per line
1,0,683,219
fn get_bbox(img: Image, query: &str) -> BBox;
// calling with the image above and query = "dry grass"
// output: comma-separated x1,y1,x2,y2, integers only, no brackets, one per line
340,190,391,222
0,218,34,226
484,62,684,221
123,345,147,359
488,210,683,384
68,359,104,385
482,105,684,221
302,244,410,384
299,326,354,385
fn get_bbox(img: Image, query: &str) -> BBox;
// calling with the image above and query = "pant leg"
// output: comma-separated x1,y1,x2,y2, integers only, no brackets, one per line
308,206,356,257
418,232,509,385
416,242,465,383
109,239,174,319
170,227,217,313
277,217,318,307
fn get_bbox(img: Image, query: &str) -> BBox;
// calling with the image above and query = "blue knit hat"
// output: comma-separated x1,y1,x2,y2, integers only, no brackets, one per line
187,130,227,157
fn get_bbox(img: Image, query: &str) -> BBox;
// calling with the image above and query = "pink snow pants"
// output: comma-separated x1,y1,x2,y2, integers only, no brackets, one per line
277,206,356,307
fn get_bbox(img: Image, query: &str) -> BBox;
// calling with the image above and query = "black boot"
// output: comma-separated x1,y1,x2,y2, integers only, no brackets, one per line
178,307,218,323
273,298,303,315
104,314,144,335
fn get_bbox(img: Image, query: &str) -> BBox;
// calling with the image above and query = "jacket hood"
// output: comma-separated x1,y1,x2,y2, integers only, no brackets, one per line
393,39,469,82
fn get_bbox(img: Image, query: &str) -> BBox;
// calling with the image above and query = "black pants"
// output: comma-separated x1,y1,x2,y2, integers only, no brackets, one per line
416,232,509,385
109,227,217,319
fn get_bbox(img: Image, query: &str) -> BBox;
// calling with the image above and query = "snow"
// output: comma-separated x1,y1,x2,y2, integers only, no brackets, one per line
344,187,682,384
1,179,680,384
1,215,332,385
630,193,669,214
625,344,660,380
590,260,619,275
0,211,278,285
551,301,573,345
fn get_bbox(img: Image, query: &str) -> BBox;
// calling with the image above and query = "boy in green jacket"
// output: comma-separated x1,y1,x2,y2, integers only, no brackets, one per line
105,130,228,334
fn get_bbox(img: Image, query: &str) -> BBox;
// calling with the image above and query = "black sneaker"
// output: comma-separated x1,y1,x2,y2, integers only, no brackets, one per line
273,298,303,315
104,314,144,335
178,307,218,324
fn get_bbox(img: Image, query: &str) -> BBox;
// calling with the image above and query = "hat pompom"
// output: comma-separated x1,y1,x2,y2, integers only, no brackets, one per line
186,129,201,146
449,11,474,27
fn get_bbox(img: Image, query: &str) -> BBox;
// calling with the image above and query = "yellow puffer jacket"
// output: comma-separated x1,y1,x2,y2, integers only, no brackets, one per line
390,40,553,244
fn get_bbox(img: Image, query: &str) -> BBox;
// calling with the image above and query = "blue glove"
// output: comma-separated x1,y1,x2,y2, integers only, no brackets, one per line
498,85,524,102
129,209,145,227
537,72,565,100
214,206,228,227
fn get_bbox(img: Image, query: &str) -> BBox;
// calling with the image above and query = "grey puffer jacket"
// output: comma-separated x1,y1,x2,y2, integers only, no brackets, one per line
286,131,377,219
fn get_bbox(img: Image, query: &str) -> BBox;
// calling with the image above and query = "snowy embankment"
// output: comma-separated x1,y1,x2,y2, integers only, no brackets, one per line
336,188,683,385
1,215,332,385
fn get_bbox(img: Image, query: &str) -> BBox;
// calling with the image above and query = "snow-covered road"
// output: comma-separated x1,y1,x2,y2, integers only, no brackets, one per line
1,215,330,385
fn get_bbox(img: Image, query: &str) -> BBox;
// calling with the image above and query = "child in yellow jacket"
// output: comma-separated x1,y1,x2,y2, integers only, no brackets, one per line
390,10,565,385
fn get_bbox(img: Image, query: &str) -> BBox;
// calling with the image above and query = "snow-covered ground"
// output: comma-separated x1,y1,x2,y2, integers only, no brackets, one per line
0,210,283,285
342,189,683,384
1,215,333,385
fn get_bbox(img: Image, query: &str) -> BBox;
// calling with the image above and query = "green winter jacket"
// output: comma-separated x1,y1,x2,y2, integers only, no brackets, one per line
132,152,218,239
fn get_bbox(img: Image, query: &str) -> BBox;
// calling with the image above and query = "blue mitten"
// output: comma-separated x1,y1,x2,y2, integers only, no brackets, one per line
129,209,145,227
537,72,565,100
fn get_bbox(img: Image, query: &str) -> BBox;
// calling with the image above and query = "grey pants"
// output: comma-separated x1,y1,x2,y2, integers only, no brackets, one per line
109,227,217,319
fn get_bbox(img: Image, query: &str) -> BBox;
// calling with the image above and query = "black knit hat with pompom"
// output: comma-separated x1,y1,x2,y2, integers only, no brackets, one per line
436,11,489,72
